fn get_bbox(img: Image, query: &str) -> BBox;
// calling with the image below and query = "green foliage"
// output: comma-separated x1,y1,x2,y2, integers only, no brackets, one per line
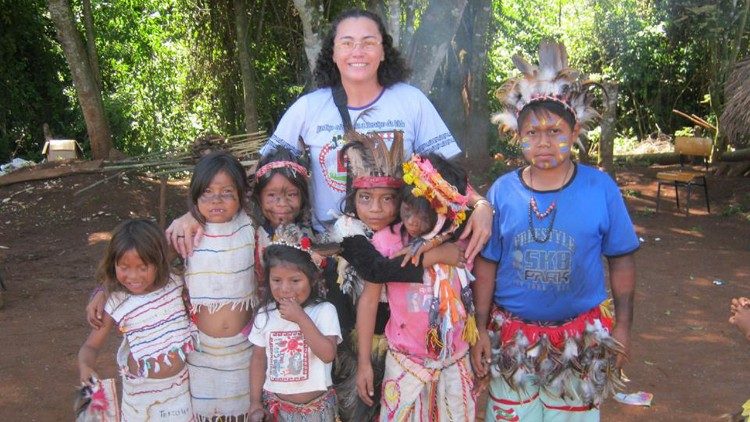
0,0,79,161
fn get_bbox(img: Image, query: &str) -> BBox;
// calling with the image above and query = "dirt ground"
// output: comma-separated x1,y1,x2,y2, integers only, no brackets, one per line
0,163,748,421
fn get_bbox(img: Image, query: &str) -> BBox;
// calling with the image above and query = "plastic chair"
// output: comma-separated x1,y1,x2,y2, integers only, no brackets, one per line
656,136,711,215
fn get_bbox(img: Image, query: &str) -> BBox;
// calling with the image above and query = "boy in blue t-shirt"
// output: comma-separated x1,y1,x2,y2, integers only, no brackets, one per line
471,41,639,421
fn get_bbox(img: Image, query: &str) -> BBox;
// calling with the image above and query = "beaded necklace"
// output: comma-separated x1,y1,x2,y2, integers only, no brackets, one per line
527,162,572,243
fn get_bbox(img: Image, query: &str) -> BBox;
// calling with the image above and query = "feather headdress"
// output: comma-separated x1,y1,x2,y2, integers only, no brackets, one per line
340,130,404,189
491,40,603,135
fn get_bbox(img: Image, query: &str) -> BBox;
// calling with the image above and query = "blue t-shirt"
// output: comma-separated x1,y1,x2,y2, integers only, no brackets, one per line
480,164,639,322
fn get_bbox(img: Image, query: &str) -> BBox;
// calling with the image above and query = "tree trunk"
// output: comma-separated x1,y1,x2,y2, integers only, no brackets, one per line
291,0,326,76
48,0,112,159
81,0,102,92
600,82,618,177
462,0,492,160
233,0,259,133
406,0,467,93
384,0,401,47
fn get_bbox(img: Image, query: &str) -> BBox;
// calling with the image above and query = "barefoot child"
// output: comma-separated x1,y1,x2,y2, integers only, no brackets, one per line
248,225,341,421
78,219,194,420
355,154,477,420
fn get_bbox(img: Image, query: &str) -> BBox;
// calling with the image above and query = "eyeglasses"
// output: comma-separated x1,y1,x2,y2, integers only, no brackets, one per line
334,39,382,52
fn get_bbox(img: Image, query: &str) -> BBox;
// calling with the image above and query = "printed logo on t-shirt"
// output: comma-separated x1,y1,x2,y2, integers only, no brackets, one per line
317,130,400,193
512,228,575,291
269,330,309,382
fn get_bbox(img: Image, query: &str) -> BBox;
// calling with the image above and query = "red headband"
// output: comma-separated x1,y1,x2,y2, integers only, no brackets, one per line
255,161,309,180
352,176,403,189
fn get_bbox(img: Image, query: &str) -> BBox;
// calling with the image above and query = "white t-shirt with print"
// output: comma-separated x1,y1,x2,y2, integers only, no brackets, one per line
248,301,342,394
261,83,462,231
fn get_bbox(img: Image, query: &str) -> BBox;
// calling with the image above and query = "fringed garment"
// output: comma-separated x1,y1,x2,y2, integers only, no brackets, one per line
380,349,474,422
120,366,194,421
187,332,253,421
262,388,338,422
487,300,624,408
185,211,257,313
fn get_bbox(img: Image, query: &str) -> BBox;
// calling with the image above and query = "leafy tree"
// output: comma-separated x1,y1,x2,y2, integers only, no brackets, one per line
0,0,78,161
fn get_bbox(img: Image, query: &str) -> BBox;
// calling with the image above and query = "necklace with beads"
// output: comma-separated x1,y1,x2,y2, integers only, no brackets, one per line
527,162,572,243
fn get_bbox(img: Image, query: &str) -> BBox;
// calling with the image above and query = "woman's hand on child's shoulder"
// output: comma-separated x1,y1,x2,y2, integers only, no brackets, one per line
165,212,204,258
85,289,106,329
278,298,305,324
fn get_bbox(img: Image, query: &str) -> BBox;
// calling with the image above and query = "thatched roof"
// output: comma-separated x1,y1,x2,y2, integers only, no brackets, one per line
720,58,750,148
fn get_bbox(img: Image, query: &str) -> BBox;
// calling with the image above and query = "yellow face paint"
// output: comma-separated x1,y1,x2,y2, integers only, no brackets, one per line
554,118,562,127
540,116,547,126
543,162,550,169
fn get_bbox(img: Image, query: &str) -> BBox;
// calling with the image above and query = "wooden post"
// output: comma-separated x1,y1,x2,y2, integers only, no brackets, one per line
159,175,168,229
600,81,618,178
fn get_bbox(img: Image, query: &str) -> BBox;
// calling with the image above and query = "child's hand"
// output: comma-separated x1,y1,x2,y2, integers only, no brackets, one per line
248,402,267,422
356,362,375,406
278,298,305,324
730,297,750,314
79,366,98,385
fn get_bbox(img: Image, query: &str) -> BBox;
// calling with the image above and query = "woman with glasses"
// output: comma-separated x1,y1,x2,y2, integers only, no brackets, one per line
261,9,492,245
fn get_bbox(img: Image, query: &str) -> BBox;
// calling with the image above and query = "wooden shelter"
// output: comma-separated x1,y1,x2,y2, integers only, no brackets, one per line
720,57,750,149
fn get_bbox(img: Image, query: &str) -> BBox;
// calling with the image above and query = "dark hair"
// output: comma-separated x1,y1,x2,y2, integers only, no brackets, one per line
189,151,249,224
96,219,171,294
517,100,577,132
250,147,311,228
401,154,469,240
314,8,411,88
254,244,324,326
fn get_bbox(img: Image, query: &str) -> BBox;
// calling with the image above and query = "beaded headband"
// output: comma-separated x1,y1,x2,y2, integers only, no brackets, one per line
402,154,468,239
255,161,309,180
491,40,601,136
269,224,325,270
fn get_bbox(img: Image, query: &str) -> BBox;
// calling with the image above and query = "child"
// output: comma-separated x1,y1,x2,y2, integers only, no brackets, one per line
729,296,750,421
250,147,314,284
248,224,342,421
78,219,194,420
471,40,639,421
182,151,256,421
355,154,477,421
729,296,750,340
331,136,465,420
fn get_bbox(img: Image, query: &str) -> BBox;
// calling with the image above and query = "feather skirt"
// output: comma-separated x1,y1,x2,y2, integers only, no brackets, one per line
487,302,624,407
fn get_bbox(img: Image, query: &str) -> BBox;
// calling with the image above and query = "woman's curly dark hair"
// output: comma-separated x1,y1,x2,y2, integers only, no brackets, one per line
314,8,411,88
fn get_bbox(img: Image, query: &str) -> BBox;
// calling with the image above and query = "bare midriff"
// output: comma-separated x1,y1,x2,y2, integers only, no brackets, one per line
194,306,252,338
276,389,328,404
127,354,186,379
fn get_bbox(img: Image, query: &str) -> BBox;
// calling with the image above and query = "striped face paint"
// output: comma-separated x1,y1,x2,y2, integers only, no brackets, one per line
554,118,563,127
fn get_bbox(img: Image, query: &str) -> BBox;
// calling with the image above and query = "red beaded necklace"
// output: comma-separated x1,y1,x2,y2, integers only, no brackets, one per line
527,162,572,243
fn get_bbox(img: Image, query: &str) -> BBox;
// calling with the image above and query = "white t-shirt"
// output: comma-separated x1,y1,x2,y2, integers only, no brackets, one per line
248,301,342,394
261,83,462,231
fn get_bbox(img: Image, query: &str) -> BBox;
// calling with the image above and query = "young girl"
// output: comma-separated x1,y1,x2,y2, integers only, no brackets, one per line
356,154,477,421
182,151,256,421
78,219,194,421
248,225,342,421
330,136,465,421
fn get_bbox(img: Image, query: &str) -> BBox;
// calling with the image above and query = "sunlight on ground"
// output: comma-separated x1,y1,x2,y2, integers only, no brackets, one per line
669,227,705,238
87,231,112,245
